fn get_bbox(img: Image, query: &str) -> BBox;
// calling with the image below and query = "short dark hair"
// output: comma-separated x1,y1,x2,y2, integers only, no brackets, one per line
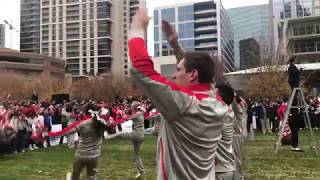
183,51,215,83
288,56,297,64
216,81,235,105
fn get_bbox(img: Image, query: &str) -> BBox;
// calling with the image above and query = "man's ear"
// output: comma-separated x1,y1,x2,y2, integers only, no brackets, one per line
189,69,199,82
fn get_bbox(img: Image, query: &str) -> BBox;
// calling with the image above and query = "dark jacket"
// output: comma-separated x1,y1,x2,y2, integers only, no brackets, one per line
288,64,300,87
43,114,52,131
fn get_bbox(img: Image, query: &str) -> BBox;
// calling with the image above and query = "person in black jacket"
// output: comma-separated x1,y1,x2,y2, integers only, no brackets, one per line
288,56,302,90
287,56,303,151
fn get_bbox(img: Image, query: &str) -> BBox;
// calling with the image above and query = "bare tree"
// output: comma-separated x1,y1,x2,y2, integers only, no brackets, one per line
244,36,291,100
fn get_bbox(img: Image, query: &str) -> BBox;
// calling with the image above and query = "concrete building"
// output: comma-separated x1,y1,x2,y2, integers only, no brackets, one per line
284,16,320,63
153,0,235,73
20,0,145,78
227,4,270,69
0,24,5,48
0,48,65,77
273,0,320,63
152,55,176,78
239,38,261,69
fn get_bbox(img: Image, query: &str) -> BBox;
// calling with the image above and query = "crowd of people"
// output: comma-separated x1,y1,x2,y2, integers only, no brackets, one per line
0,96,160,154
245,96,320,134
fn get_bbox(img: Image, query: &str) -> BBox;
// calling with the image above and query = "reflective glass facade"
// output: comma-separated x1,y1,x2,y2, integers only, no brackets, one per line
161,8,176,23
227,4,270,69
154,0,234,72
178,5,194,21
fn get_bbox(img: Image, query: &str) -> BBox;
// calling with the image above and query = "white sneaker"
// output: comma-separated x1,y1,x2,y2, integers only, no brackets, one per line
66,172,72,180
291,147,303,151
33,145,38,150
29,146,34,151
135,171,145,178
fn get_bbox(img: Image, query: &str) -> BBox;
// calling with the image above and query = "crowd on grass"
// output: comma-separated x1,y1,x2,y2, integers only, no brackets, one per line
246,96,320,134
0,92,319,154
0,94,160,154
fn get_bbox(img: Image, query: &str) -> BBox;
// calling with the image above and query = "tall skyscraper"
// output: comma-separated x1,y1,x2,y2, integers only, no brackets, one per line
0,24,5,48
227,4,270,69
20,0,145,78
20,0,41,53
153,0,235,72
239,38,261,69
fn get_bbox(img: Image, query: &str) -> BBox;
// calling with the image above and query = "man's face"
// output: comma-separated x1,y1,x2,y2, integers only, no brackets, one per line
171,59,195,87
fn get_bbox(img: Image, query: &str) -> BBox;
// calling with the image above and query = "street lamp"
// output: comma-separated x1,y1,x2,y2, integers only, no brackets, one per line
2,20,19,49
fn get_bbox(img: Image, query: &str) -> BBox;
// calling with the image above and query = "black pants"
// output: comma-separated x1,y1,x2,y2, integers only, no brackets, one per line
247,116,252,132
288,109,299,148
59,123,67,144
15,129,27,152
271,117,279,132
117,124,122,132
25,131,35,148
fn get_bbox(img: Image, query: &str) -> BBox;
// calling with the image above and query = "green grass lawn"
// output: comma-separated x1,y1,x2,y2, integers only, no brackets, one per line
0,131,320,180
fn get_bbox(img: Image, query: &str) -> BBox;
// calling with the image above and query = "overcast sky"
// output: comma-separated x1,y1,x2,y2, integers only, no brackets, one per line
0,0,268,50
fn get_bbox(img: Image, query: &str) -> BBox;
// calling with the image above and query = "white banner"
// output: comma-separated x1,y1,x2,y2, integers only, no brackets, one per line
50,124,62,146
252,116,257,129
121,120,133,133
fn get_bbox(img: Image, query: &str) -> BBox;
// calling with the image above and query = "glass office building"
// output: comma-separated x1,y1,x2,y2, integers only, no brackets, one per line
154,0,235,72
227,4,270,69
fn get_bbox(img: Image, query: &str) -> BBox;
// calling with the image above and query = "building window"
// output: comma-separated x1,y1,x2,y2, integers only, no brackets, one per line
154,43,159,57
178,5,194,22
306,24,314,34
316,24,320,34
161,8,175,23
154,26,159,42
178,22,194,39
179,39,194,50
162,42,173,56
154,10,159,25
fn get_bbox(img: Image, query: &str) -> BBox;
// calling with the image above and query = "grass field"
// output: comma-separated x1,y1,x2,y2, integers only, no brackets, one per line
0,131,320,180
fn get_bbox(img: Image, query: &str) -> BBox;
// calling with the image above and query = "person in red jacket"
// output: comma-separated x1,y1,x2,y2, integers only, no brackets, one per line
277,102,292,146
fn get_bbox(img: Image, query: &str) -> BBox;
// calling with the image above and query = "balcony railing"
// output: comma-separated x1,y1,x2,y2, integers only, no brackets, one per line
194,9,216,15
194,17,216,23
195,25,217,31
196,42,217,48
293,46,320,53
195,34,217,40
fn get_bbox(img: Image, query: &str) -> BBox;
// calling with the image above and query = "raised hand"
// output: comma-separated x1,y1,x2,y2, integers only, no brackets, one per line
161,20,184,62
131,7,150,31
162,20,178,44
